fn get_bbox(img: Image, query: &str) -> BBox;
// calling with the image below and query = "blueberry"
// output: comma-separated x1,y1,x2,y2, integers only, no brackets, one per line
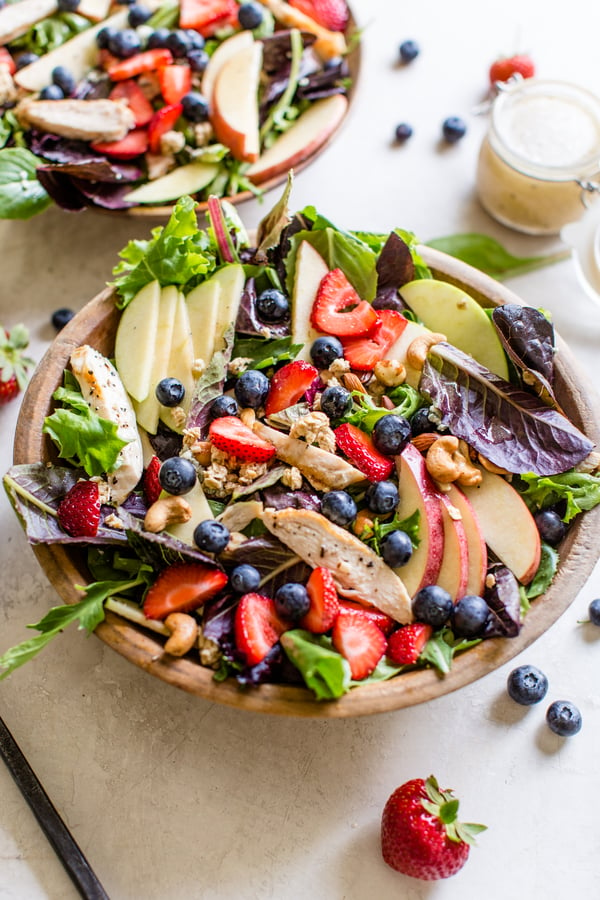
39,84,65,100
51,65,76,96
238,1,264,29
274,582,310,620
128,3,152,26
372,414,411,456
57,0,80,10
412,584,453,629
452,594,490,638
394,123,413,143
155,377,185,407
16,51,39,69
381,530,413,567
147,28,171,49
210,395,239,419
321,490,357,527
320,385,352,419
108,29,142,59
185,29,205,50
365,480,399,515
410,407,437,436
588,598,600,626
442,116,467,143
51,308,75,331
372,294,403,312
230,564,261,594
181,91,209,122
158,457,197,495
534,509,566,545
96,26,117,50
310,336,344,369
166,29,192,58
235,369,269,409
255,288,289,322
193,519,230,553
399,39,419,63
506,664,549,705
546,700,582,736
187,48,210,73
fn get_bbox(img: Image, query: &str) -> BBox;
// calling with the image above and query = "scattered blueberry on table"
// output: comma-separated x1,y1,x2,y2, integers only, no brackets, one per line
506,664,549,705
546,700,582,736
399,39,420,63
394,123,413,143
588,598,600,626
442,116,467,143
51,308,75,331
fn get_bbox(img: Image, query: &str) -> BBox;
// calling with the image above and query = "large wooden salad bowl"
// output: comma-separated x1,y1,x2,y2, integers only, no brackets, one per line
13,248,600,717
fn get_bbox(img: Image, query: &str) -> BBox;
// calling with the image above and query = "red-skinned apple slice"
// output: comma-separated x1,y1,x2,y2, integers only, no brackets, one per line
436,492,469,602
211,41,262,162
460,466,541,584
201,30,254,109
394,443,445,597
246,93,348,184
445,483,487,597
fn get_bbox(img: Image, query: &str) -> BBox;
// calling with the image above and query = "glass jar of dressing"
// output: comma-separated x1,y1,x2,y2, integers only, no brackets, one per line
476,79,600,235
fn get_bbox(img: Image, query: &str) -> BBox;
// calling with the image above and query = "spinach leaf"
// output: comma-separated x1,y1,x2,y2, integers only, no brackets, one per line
0,148,52,219
281,630,352,699
426,232,570,280
231,335,302,369
419,628,481,675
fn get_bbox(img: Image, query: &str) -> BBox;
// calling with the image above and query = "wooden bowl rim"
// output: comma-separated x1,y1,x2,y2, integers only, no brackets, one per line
13,246,600,718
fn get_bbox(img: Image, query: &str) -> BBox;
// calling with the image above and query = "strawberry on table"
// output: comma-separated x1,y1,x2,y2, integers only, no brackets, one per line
209,415,276,463
334,423,394,482
386,622,432,666
143,562,228,620
289,0,350,32
341,309,408,371
234,592,288,666
331,607,387,680
57,481,101,538
264,360,318,416
0,325,34,407
300,566,339,633
311,269,378,337
381,775,486,880
489,53,535,85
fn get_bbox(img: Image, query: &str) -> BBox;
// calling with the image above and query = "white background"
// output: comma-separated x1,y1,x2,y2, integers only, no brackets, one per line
2,0,600,897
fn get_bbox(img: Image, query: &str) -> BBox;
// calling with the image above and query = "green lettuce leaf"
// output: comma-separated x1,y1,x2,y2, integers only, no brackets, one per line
516,470,600,523
0,148,52,219
231,335,303,369
10,11,89,54
419,628,481,675
281,630,351,699
526,542,559,599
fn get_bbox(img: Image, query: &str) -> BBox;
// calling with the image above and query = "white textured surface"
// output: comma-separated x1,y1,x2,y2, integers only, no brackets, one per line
2,1,600,897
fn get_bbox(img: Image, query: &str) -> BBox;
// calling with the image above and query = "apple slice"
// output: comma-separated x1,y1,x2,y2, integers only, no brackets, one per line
212,264,246,350
445,483,487,597
114,279,161,402
246,94,348,185
201,30,254,109
160,292,196,433
133,285,179,435
0,0,57,46
163,480,214,546
123,162,219,205
211,41,263,162
290,240,329,363
386,319,431,389
400,279,509,379
436,492,469,602
77,0,112,21
185,274,221,365
460,466,541,584
394,443,445,597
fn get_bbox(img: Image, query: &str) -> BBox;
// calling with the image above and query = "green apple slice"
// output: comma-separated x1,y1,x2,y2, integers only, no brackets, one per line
186,275,222,365
212,264,246,351
163,481,214,546
114,279,161,403
291,240,328,363
123,162,220,206
133,285,179,435
400,279,509,379
160,292,196,433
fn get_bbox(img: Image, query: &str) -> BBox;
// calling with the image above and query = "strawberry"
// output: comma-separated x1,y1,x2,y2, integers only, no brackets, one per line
109,79,154,127
338,599,396,636
147,103,183,154
106,48,173,81
334,423,394,482
489,53,535,85
179,0,238,32
311,269,378,338
331,608,387,680
57,481,101,538
143,456,162,506
0,325,35,407
264,360,318,417
143,562,228,620
91,128,149,160
288,0,349,32
300,566,339,633
234,592,288,666
158,63,192,106
386,622,432,666
381,775,486,880
341,310,408,371
0,48,16,76
209,416,276,463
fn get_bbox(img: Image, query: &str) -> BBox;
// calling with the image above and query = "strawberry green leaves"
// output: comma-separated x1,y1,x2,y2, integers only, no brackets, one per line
421,776,487,847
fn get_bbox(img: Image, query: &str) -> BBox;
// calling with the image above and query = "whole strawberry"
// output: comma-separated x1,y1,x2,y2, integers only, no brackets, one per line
489,53,535,85
0,325,35,407
381,775,486,880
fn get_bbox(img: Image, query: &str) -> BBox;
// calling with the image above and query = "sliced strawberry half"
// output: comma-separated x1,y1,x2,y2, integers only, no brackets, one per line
143,562,228,620
0,48,16,76
107,48,173,81
91,128,149,159
209,416,276,463
234,592,288,666
289,0,350,31
264,360,319,417
300,566,340,634
57,481,101,538
332,609,387,680
179,0,237,30
109,79,154,127
341,310,408,371
143,455,162,506
311,269,378,338
338,599,396,636
147,102,183,154
158,63,192,106
334,422,394,481
386,623,433,666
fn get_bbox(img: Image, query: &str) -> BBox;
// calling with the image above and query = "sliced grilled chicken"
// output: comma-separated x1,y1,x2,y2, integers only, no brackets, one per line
70,345,143,505
253,421,366,491
0,0,57,46
17,98,135,142
262,507,414,624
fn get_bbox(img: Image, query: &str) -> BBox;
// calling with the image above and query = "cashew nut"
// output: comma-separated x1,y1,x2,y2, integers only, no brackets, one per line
240,407,256,428
477,453,510,476
425,435,482,486
144,496,193,533
406,332,447,369
164,613,198,657
352,508,375,538
373,359,406,387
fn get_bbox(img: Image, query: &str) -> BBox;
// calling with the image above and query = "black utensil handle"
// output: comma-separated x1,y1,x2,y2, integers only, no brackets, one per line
0,716,109,900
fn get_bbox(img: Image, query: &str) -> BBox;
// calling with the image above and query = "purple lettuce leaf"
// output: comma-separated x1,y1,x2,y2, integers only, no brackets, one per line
373,232,414,311
220,534,298,578
420,342,594,475
492,305,557,407
261,30,317,73
261,483,321,512
148,427,183,462
203,592,237,644
235,277,290,337
28,133,143,181
73,75,112,101
71,177,137,210
35,167,88,211
124,517,222,571
483,563,521,638
296,56,350,102
230,464,287,501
